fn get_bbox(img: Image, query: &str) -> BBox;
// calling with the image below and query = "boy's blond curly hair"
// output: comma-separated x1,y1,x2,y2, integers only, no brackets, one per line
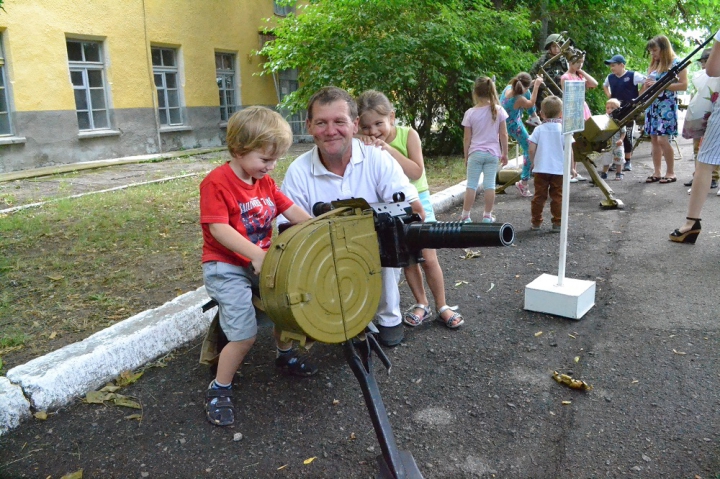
226,106,293,157
541,96,563,119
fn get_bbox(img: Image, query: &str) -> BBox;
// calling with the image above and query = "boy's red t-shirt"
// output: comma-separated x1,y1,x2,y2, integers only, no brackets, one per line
200,162,293,267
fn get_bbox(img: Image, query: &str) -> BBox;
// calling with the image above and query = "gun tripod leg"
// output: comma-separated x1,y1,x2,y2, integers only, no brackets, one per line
495,171,522,194
344,336,423,479
579,157,624,210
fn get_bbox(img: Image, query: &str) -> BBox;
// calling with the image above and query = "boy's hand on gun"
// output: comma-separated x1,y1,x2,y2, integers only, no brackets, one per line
250,250,266,276
616,140,623,147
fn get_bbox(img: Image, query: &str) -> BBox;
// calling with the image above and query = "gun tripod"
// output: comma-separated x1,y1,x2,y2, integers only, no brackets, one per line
345,329,424,479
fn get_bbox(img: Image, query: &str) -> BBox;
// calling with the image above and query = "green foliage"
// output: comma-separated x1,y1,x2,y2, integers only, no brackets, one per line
260,0,533,154
260,0,714,153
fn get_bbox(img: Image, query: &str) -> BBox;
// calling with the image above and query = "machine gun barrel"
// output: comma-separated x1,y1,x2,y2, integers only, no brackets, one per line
403,221,515,249
611,34,714,126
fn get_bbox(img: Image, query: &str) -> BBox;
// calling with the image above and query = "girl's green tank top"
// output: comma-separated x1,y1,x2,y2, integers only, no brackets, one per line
389,125,429,194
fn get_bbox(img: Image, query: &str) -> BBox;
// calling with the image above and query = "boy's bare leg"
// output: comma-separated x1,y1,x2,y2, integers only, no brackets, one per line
215,337,255,385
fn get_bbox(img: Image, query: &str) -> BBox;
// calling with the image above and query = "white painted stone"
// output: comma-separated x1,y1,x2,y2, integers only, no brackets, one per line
430,181,467,216
0,376,31,436
6,287,215,411
524,274,596,320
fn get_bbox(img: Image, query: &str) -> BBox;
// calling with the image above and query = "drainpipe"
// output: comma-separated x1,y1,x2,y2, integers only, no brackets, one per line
142,0,162,154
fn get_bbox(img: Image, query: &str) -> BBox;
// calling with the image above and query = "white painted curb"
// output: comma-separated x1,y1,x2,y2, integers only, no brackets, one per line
2,287,213,419
0,186,465,435
0,377,31,436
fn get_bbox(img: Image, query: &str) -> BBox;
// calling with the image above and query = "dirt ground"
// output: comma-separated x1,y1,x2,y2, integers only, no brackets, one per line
1,135,720,478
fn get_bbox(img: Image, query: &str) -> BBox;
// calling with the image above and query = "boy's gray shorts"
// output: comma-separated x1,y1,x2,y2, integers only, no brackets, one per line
203,261,260,342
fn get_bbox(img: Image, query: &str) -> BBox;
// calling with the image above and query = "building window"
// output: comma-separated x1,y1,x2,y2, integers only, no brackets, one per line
277,69,306,135
215,53,237,122
66,40,110,131
273,1,296,16
0,37,11,135
152,47,183,126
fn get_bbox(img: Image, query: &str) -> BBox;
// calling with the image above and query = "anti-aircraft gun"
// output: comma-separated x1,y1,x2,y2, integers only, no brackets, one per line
575,34,714,209
202,196,514,479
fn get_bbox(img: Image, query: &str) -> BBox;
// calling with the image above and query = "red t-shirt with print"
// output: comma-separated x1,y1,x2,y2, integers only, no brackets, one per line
200,162,293,267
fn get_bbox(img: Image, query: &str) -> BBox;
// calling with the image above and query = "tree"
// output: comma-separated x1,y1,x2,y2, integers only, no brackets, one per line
260,0,533,154
260,0,714,154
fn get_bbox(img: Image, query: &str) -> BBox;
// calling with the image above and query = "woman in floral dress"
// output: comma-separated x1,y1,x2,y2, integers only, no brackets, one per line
642,35,688,184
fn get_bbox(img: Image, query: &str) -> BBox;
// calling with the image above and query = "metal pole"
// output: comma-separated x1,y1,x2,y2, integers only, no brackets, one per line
557,133,573,286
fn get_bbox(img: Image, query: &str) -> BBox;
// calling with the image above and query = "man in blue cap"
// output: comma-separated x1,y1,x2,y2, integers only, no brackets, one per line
603,54,646,171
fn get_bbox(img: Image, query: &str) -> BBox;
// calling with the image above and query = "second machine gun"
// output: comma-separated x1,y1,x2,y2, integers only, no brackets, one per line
203,196,514,479
575,35,714,209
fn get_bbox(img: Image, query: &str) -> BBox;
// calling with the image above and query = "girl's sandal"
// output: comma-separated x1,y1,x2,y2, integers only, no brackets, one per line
403,304,431,327
436,305,465,329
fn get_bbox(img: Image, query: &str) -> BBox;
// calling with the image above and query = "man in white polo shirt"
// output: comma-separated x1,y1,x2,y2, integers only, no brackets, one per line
281,86,422,347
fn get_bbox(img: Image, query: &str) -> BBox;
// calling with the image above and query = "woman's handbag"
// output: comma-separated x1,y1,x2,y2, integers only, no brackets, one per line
683,73,720,139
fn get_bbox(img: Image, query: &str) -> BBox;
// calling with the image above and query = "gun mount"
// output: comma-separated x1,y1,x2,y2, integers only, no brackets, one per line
201,196,514,479
574,34,714,209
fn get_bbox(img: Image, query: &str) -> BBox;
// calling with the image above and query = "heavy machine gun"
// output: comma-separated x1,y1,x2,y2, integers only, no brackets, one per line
202,196,514,478
576,34,714,209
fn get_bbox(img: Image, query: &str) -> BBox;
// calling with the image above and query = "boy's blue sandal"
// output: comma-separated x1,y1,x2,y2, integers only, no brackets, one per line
403,304,431,327
275,350,319,377
205,387,235,426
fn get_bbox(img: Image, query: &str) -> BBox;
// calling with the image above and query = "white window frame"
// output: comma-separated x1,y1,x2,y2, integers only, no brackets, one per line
215,52,238,122
152,47,184,127
66,39,111,131
0,35,12,136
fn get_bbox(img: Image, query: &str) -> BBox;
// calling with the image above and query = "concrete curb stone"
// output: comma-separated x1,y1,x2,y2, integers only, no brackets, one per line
0,377,31,436
0,183,466,435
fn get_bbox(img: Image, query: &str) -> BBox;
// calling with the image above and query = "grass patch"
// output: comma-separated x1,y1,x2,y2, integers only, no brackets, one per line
0,151,464,371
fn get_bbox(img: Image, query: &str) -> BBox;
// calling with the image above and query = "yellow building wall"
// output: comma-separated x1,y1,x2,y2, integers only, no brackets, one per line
0,0,282,112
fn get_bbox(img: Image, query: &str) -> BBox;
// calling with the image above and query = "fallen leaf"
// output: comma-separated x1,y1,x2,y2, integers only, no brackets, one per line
277,465,288,470
124,414,142,421
34,411,48,420
332,399,340,405
568,334,576,339
454,280,469,287
48,331,57,340
534,331,543,337
574,356,580,363
84,391,111,404
303,457,317,465
99,384,121,393
562,400,572,405
60,471,83,479
113,397,142,409
672,349,686,355
631,380,639,384
47,275,64,281
486,283,495,292
461,249,482,259
350,432,356,440
115,370,143,387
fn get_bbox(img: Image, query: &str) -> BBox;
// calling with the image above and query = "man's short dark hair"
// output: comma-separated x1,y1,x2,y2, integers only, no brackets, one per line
307,86,358,120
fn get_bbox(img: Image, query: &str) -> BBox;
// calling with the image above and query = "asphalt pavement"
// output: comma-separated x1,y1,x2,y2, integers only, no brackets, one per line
1,131,719,479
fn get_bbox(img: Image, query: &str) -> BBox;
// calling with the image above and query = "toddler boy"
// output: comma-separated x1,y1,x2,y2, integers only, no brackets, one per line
200,106,314,427
600,99,627,180
528,96,572,231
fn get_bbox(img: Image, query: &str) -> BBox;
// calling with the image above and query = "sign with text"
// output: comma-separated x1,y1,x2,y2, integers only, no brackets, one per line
562,80,586,134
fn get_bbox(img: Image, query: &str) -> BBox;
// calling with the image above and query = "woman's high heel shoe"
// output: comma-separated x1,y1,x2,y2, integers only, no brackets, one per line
669,217,701,244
